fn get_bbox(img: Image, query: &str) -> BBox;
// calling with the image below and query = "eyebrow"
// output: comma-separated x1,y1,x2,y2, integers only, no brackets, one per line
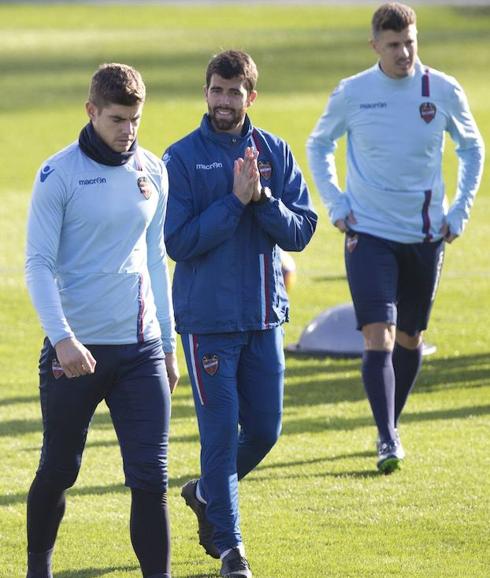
109,114,141,121
210,85,242,92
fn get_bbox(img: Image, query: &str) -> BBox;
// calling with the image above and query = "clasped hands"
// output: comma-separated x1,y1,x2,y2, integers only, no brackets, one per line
233,146,261,205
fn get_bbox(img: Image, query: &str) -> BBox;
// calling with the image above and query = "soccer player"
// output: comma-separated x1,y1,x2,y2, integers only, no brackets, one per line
25,63,178,578
163,50,317,577
307,2,484,473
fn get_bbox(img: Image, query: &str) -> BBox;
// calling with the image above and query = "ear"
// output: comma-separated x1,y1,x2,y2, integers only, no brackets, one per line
203,85,208,100
85,101,97,121
370,37,380,56
247,90,258,107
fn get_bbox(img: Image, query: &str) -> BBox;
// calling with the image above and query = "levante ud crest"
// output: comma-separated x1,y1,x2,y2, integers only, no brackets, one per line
419,102,437,124
137,176,152,199
202,354,219,376
258,160,272,180
346,234,358,253
52,358,64,379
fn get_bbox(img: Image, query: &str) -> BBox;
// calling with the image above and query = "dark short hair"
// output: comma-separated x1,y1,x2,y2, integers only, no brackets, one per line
205,50,258,94
372,2,416,37
88,63,146,109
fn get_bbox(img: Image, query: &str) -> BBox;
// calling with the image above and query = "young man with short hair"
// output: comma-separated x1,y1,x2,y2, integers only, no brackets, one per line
25,63,178,578
307,2,484,473
163,50,317,577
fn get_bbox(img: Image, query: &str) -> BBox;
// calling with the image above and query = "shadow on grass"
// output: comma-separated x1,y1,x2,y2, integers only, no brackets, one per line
1,34,367,113
282,403,490,436
0,397,197,439
57,566,137,578
311,273,349,283
283,352,490,409
251,452,373,475
0,417,43,437
0,394,38,407
0,473,200,507
250,468,381,483
1,352,488,442
330,470,382,479
6,401,485,505
245,452,376,481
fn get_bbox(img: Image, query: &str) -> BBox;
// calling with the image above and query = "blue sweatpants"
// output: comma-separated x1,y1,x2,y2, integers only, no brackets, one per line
182,327,285,552
36,337,171,492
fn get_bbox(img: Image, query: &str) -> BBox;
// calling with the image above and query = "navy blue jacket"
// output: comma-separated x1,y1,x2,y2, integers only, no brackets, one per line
163,114,317,334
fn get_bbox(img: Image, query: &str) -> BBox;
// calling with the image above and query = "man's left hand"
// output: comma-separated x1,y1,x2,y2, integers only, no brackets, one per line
440,223,459,244
164,352,180,393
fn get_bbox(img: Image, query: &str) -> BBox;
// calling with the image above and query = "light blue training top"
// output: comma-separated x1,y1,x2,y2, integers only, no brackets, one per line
26,142,176,351
307,60,485,243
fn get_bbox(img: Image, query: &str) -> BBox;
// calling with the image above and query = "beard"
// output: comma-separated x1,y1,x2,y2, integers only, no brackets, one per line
208,106,245,132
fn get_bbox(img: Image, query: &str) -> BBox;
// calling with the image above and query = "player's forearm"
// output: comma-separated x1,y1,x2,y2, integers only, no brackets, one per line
447,144,485,235
165,193,245,261
148,253,176,353
253,196,318,251
25,260,74,346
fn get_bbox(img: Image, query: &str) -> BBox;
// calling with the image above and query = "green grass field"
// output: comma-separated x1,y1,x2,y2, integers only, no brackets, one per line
0,3,489,577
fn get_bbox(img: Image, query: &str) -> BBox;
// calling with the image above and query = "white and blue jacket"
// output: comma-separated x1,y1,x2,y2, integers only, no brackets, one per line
307,60,484,243
163,114,317,334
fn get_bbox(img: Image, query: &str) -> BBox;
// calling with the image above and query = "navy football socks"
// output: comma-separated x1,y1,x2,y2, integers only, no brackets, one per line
393,342,423,424
362,350,396,442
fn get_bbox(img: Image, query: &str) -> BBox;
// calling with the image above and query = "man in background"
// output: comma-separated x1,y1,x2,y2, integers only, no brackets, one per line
307,2,484,473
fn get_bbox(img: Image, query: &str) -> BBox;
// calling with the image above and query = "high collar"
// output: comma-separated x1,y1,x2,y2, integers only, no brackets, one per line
78,122,137,166
374,58,424,87
200,114,254,147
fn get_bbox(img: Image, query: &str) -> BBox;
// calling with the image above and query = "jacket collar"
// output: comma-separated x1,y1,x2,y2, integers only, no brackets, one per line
200,114,254,146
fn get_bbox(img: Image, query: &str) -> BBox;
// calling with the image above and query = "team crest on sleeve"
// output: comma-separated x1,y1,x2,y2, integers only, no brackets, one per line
419,102,437,124
52,358,64,379
137,176,152,199
258,161,272,181
202,354,219,376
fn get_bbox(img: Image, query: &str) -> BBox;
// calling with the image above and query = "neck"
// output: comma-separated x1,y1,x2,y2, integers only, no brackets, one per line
79,122,137,166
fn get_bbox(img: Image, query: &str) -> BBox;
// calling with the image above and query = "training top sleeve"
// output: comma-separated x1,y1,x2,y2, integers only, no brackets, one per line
164,148,246,262
306,81,351,225
444,80,485,236
146,164,176,353
252,142,318,252
25,165,75,347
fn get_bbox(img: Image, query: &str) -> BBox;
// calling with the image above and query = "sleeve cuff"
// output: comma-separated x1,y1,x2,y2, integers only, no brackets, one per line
226,193,248,215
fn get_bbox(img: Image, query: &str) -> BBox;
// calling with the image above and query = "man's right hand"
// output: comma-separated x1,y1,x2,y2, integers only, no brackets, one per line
334,211,357,233
54,337,96,379
233,146,260,205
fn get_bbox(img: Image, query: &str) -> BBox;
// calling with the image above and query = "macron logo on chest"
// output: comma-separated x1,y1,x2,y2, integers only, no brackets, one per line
360,102,388,110
196,162,223,170
78,176,107,186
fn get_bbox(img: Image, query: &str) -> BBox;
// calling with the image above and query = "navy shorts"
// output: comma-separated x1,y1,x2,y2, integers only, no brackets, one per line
36,338,170,492
345,232,445,335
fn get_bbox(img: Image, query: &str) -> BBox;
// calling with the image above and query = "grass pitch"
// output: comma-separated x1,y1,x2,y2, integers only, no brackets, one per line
0,3,489,577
